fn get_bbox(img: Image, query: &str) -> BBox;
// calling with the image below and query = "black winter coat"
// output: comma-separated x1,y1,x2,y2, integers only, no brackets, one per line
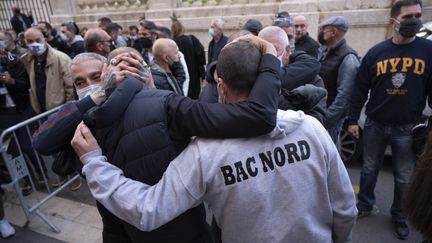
83,54,281,242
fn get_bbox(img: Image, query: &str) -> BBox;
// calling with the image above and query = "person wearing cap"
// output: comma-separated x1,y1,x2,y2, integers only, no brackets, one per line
293,15,320,58
348,0,432,240
208,18,228,64
317,15,360,148
242,19,263,36
273,11,296,53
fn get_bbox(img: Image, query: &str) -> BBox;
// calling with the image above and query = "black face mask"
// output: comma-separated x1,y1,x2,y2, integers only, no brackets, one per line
317,31,326,45
14,9,20,15
133,37,153,53
398,18,422,38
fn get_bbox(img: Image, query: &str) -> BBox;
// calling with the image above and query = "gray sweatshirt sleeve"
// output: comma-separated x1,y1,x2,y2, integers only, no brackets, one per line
325,54,360,127
81,144,204,231
327,149,358,243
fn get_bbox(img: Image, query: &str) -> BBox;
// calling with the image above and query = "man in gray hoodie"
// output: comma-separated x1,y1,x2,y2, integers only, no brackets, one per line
72,39,357,243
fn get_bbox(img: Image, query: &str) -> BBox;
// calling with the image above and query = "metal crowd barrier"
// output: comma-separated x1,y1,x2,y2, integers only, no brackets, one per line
0,106,80,233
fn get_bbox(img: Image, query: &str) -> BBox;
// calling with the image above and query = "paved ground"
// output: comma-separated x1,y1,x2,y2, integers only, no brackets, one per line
2,156,426,243
3,225,65,243
348,159,424,243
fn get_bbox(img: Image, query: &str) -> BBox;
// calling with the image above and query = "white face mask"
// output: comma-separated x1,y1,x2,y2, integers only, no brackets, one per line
77,84,101,100
277,49,287,67
209,28,216,38
28,43,46,56
0,41,6,49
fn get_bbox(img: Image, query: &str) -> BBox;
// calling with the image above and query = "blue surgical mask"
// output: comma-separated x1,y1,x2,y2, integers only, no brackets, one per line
28,43,46,56
0,41,6,49
209,28,216,38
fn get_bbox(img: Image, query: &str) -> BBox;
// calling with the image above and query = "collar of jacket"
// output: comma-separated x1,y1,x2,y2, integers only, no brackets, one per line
150,62,167,75
71,35,84,44
318,38,346,60
296,32,310,44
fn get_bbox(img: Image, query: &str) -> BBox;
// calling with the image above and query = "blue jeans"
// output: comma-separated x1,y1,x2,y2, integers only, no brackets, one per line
326,119,344,151
357,117,415,223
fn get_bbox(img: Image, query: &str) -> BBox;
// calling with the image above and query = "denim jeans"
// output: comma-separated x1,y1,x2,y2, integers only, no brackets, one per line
326,119,344,151
357,117,415,223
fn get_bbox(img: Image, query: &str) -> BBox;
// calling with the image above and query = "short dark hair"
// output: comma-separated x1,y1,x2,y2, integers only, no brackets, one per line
106,23,121,34
98,17,112,24
390,0,422,18
155,26,172,39
139,20,156,32
61,22,80,35
216,41,261,92
129,25,138,32
38,21,53,30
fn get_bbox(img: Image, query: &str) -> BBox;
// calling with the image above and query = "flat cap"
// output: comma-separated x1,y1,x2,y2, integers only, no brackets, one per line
319,16,349,32
243,19,263,35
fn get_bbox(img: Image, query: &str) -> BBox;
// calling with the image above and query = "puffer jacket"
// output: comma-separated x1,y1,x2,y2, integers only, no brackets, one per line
150,62,183,94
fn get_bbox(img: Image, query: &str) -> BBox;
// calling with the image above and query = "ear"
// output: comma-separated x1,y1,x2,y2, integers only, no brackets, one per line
96,42,104,51
217,77,228,95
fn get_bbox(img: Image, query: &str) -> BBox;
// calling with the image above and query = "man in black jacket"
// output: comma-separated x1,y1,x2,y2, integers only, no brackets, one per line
34,36,281,243
259,26,327,124
317,16,359,147
150,38,184,94
0,47,43,195
10,6,32,35
293,15,320,58
60,22,85,59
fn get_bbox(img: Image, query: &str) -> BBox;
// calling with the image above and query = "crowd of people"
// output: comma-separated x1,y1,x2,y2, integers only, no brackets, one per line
0,0,431,242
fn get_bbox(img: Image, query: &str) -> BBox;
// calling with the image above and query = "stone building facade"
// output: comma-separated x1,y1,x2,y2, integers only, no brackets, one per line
3,0,432,56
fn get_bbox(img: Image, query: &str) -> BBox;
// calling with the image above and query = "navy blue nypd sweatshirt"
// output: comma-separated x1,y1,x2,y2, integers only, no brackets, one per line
349,37,432,125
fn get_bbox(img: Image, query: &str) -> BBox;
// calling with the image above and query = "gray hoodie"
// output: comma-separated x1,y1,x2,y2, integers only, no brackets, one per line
82,109,357,243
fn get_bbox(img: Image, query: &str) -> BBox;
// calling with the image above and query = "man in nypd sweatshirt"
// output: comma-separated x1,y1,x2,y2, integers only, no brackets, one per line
72,41,357,243
348,0,432,240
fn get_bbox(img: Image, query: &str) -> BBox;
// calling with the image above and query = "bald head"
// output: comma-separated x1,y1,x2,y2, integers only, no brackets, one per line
24,28,46,46
293,15,308,41
258,26,288,57
84,28,111,56
152,38,179,66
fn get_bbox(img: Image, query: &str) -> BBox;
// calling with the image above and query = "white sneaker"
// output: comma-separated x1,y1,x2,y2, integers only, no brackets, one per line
0,219,15,238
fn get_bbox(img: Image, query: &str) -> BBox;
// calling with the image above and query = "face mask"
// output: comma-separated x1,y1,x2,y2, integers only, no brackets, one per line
134,37,153,51
58,32,68,42
77,84,101,100
209,28,216,38
0,41,6,49
28,43,46,56
318,31,326,45
397,18,422,38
